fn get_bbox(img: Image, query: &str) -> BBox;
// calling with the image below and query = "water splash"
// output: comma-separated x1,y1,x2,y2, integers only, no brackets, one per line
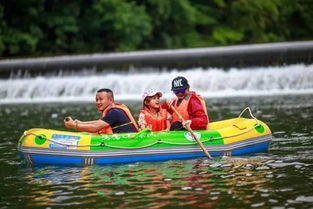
1,64,313,103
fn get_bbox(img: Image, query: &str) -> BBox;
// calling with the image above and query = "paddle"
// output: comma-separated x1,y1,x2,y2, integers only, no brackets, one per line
170,105,212,159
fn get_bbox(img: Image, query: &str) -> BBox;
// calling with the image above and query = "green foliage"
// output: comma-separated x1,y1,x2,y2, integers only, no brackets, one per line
230,0,283,42
212,27,244,45
3,30,38,54
0,5,5,54
38,1,80,53
0,0,312,57
94,0,152,51
0,0,44,56
277,0,313,40
143,0,198,48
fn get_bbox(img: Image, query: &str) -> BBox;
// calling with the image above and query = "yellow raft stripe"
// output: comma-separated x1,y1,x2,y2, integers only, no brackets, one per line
23,129,92,150
78,135,92,151
219,119,271,144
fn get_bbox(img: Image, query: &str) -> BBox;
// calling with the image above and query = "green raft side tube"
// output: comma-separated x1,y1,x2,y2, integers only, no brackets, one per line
89,129,223,151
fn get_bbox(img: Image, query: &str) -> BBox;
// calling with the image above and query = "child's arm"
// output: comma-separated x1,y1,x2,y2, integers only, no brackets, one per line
165,113,172,131
138,112,147,130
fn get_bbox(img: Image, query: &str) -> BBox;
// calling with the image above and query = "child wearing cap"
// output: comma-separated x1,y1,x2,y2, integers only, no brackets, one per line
138,89,171,132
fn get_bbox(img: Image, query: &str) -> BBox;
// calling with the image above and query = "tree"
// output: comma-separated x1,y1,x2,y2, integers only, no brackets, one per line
229,0,283,43
94,0,152,51
38,0,80,54
0,0,44,56
144,0,198,48
0,0,312,57
0,5,5,55
277,0,313,41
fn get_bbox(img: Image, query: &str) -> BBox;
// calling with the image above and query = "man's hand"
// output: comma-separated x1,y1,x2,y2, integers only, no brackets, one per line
64,117,75,129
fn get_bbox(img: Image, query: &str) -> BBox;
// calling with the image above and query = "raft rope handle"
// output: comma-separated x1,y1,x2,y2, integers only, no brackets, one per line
23,126,258,149
22,128,151,148
22,132,162,149
21,108,263,149
103,140,159,149
22,131,218,148
23,124,259,149
237,107,260,126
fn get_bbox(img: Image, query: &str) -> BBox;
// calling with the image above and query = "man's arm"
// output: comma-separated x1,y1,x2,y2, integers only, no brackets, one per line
75,120,100,124
64,118,109,133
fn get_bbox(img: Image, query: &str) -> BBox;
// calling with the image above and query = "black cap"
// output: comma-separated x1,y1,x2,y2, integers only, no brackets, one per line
171,76,190,90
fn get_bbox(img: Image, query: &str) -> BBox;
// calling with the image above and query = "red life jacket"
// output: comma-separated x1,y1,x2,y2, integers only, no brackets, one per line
140,108,168,132
98,103,139,134
172,92,209,130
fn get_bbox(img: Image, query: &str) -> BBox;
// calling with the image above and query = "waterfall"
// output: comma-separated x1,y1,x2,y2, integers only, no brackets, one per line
1,64,313,103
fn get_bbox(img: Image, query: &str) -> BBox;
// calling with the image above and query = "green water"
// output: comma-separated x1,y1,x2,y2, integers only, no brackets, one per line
1,95,313,208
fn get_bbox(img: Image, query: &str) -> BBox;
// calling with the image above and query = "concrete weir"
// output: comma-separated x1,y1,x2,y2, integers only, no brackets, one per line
0,41,313,76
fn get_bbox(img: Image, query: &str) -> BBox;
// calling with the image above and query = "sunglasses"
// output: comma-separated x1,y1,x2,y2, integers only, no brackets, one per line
173,88,186,94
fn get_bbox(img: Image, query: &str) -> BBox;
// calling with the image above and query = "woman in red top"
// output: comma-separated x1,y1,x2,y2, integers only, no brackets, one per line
138,89,171,132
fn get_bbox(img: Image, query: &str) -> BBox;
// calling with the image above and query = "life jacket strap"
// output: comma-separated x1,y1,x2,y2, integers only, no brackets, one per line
112,122,133,130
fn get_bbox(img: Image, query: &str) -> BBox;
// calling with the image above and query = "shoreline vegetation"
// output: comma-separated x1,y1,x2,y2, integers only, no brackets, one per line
0,0,313,59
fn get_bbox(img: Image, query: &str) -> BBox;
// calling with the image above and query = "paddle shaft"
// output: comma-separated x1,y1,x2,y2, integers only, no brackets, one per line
170,105,212,159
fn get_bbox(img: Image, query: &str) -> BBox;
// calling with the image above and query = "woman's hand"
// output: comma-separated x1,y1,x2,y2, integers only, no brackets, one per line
166,99,175,108
182,120,192,129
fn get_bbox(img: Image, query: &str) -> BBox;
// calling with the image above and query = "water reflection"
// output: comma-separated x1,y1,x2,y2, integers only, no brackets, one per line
11,155,313,208
21,160,227,208
19,155,313,208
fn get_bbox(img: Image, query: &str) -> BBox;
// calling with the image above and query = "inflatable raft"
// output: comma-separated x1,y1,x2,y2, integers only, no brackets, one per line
18,108,272,166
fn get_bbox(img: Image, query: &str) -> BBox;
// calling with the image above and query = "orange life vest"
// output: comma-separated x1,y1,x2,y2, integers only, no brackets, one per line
98,103,139,134
140,108,168,132
172,92,209,129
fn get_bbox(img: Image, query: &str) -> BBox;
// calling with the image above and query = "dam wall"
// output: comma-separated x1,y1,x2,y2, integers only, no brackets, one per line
0,41,313,77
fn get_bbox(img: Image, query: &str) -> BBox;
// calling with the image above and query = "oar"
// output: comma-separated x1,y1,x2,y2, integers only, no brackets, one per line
170,105,212,159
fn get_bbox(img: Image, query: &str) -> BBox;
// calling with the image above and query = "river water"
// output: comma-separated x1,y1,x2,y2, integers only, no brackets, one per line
0,65,313,208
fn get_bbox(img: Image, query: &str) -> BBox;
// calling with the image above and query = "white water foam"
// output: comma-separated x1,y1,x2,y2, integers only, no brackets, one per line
1,64,313,104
